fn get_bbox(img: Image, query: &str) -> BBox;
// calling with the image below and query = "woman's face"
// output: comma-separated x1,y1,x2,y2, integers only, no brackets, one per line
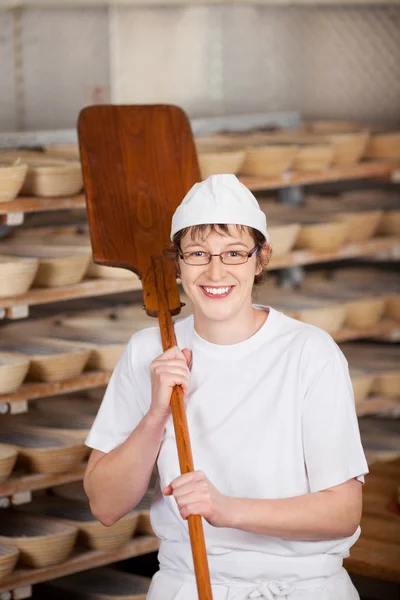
179,225,262,326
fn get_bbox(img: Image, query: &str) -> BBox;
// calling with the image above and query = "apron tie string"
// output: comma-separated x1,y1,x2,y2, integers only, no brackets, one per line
247,580,295,599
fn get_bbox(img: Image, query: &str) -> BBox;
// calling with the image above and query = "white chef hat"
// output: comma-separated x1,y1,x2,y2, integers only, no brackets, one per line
170,174,269,242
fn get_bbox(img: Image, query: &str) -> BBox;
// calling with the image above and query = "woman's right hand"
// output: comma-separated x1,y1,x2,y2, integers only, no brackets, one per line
149,346,192,422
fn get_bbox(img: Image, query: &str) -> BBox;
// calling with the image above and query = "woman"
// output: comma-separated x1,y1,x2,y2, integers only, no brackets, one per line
84,174,368,599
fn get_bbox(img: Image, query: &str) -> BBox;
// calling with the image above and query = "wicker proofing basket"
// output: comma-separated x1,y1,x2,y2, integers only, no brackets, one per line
21,161,83,197
385,296,400,322
295,221,350,253
0,429,87,474
87,262,140,281
0,544,19,582
372,372,400,398
333,210,382,243
327,132,370,164
135,492,154,535
0,511,77,568
0,162,28,203
0,337,91,382
267,223,301,257
377,210,400,236
0,352,30,394
294,304,347,335
345,298,387,330
0,444,18,484
39,568,152,600
291,144,334,172
239,145,298,178
198,150,245,179
0,255,39,298
350,370,376,403
365,132,400,160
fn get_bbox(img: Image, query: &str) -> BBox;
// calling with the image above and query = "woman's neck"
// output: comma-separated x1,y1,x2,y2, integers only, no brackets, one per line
193,304,268,345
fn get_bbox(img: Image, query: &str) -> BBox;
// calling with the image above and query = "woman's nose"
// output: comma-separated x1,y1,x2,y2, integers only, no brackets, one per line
206,255,226,281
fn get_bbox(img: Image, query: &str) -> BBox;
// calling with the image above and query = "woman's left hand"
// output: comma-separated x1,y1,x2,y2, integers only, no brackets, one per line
163,470,231,528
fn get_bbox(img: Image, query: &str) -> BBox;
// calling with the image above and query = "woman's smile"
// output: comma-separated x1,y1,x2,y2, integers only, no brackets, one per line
200,285,234,298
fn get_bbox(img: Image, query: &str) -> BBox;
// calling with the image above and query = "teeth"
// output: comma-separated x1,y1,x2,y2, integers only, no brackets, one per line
203,286,231,295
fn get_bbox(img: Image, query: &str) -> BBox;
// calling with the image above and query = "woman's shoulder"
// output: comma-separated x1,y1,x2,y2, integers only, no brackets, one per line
272,307,344,362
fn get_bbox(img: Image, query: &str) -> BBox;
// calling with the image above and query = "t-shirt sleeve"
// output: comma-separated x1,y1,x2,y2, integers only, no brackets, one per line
85,336,148,454
301,333,369,493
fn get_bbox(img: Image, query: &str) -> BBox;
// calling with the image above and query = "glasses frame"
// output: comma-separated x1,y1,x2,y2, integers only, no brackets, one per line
178,245,259,266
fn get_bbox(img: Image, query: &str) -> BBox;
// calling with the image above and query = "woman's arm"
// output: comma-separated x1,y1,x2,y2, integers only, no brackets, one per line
163,471,362,540
85,346,191,527
84,410,167,527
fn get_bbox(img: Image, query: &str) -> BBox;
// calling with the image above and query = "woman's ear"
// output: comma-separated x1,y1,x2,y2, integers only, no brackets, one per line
256,242,272,274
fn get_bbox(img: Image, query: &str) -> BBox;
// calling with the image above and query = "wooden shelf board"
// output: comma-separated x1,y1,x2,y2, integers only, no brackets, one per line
356,395,400,418
0,194,86,220
0,278,142,314
0,464,86,498
0,370,111,406
0,160,398,225
0,536,160,593
240,160,400,191
269,236,400,270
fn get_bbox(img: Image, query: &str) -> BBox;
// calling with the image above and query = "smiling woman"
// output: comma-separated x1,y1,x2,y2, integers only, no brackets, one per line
83,174,368,600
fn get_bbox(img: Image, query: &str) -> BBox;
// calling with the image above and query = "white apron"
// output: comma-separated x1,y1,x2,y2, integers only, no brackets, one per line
146,541,360,599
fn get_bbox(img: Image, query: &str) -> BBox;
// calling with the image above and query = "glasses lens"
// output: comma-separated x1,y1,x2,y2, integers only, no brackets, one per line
221,251,248,265
183,252,210,265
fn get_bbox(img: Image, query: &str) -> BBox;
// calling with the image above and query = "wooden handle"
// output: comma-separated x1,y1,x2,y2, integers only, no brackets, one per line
152,256,213,600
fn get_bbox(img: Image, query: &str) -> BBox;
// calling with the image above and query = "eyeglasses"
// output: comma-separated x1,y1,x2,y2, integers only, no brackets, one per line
179,246,258,266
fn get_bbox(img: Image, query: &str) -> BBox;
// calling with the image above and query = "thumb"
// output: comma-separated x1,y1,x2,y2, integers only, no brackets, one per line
181,348,192,370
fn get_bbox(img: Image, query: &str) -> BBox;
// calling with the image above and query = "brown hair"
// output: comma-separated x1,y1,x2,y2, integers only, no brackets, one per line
166,224,272,286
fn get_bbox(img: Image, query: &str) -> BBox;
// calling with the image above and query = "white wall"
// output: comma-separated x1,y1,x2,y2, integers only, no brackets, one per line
0,4,399,131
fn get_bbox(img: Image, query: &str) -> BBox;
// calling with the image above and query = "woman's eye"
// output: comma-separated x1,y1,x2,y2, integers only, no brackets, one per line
227,251,239,257
191,251,205,257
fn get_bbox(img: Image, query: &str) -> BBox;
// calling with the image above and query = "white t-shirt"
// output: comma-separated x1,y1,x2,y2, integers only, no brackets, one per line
86,306,368,563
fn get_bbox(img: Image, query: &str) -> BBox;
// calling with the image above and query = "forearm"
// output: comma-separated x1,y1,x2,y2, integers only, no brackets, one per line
227,483,361,540
85,410,167,525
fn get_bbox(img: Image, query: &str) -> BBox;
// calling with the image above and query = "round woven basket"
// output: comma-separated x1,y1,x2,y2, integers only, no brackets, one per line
52,481,88,502
34,253,91,287
5,338,91,382
0,255,39,298
295,221,349,253
351,370,375,403
372,373,400,398
385,296,400,322
333,210,382,243
0,162,28,203
305,120,364,135
0,544,19,582
0,352,30,394
0,444,18,484
365,132,400,160
327,132,370,164
0,430,87,474
87,262,139,280
345,298,386,329
240,145,298,178
21,161,83,197
198,150,245,179
292,144,334,172
0,512,77,568
22,498,139,552
268,223,301,257
40,567,152,600
378,210,400,236
294,304,347,335
135,492,154,535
